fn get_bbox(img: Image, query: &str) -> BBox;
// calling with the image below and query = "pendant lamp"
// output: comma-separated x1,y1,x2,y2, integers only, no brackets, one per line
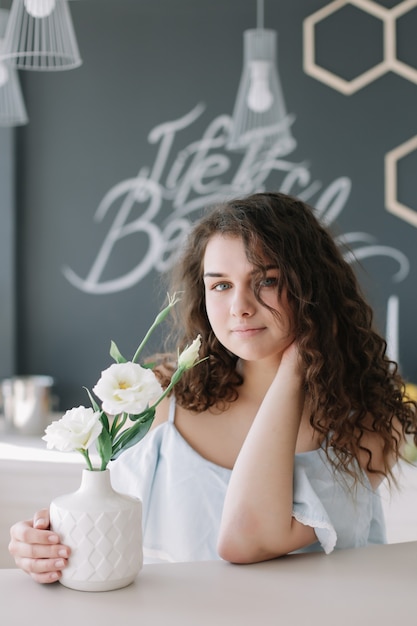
228,0,295,153
0,8,28,126
0,0,82,71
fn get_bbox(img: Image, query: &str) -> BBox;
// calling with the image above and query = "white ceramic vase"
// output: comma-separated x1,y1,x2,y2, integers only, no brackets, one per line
50,468,143,592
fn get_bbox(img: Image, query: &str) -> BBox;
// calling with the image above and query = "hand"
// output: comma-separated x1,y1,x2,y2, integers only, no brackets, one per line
8,509,71,584
278,339,304,381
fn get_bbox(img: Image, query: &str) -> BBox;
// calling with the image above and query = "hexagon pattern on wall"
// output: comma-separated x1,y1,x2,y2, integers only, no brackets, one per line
303,0,417,95
385,135,417,229
304,0,417,230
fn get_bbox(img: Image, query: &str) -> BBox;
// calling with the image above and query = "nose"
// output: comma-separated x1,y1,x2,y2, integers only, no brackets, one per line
230,287,256,318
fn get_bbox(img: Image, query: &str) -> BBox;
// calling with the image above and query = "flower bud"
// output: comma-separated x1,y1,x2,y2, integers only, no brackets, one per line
178,335,202,370
153,292,181,326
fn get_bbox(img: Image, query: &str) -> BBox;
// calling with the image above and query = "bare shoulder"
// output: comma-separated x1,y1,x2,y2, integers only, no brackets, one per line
150,395,171,430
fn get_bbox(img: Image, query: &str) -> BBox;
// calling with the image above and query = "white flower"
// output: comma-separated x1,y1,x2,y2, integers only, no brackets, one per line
92,361,162,415
178,335,202,370
43,406,102,452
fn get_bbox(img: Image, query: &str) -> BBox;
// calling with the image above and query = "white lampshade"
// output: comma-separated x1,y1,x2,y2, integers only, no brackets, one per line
228,28,295,154
0,8,28,126
0,0,82,71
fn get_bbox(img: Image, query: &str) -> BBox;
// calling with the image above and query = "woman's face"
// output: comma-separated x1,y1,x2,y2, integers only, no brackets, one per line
203,234,294,365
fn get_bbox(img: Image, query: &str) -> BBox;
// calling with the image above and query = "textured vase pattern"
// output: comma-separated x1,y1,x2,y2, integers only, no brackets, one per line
50,469,143,592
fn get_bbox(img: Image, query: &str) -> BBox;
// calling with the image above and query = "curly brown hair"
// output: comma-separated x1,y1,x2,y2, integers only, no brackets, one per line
157,192,417,483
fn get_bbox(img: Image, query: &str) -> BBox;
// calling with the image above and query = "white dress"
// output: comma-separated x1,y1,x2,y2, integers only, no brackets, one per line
110,397,386,563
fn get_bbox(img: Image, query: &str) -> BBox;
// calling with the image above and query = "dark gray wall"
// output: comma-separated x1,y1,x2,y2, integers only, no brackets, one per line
0,127,15,380
2,0,417,409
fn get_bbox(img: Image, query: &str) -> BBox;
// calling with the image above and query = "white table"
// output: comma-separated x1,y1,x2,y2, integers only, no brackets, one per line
0,541,416,626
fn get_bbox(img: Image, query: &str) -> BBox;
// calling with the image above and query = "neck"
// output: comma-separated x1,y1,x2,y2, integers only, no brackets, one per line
238,357,281,402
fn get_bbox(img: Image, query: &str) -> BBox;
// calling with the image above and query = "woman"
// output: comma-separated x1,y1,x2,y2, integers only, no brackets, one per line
9,192,417,581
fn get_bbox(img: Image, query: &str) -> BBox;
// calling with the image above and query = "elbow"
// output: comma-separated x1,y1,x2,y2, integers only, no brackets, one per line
217,513,285,564
217,535,263,564
217,531,247,564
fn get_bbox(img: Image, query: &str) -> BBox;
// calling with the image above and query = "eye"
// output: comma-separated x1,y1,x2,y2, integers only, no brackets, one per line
259,276,278,288
213,282,231,291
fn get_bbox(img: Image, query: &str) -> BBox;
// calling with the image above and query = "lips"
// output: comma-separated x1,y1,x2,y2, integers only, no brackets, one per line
231,326,264,335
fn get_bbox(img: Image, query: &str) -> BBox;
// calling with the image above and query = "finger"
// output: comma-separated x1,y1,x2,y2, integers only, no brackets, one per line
9,537,70,560
18,555,68,575
10,520,60,546
33,509,50,529
15,556,66,584
31,571,62,584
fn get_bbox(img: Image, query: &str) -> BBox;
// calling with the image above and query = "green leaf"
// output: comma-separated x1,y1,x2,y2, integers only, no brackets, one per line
110,410,155,460
99,411,110,433
83,387,100,412
110,340,127,364
96,426,113,470
110,412,128,437
128,406,154,422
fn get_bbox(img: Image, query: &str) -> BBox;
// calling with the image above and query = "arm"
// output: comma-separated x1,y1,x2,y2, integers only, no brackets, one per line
9,510,71,584
217,343,317,563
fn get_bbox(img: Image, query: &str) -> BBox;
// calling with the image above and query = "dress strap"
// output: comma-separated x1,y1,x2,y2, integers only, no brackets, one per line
168,394,176,424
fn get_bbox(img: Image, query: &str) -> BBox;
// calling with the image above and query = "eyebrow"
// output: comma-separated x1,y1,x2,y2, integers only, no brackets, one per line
203,265,278,278
203,272,225,278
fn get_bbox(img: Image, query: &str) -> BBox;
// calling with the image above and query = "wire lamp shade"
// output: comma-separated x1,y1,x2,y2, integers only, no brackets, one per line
1,0,82,71
0,9,28,126
228,27,295,153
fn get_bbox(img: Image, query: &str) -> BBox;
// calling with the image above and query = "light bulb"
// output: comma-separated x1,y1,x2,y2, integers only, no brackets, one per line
0,62,9,88
24,0,56,19
246,61,273,113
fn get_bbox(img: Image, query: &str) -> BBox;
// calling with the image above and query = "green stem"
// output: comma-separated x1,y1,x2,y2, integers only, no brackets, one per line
78,448,93,471
131,298,178,363
132,323,157,363
148,366,185,410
